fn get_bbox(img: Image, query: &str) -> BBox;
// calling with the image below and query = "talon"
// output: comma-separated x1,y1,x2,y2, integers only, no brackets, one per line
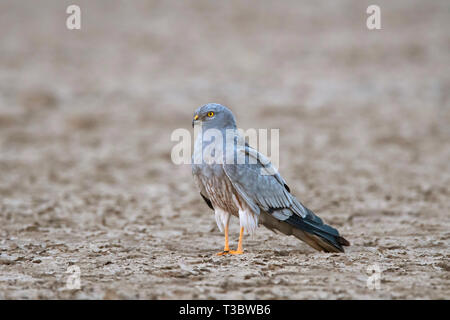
215,226,245,256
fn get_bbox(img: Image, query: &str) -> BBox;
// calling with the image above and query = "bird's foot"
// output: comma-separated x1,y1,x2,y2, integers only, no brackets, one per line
229,250,244,255
216,250,230,256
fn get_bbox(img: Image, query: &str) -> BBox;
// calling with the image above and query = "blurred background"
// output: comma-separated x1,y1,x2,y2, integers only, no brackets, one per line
0,0,448,299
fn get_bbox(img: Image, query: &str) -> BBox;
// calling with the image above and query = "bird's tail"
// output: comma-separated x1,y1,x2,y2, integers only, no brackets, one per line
285,210,350,253
260,200,350,253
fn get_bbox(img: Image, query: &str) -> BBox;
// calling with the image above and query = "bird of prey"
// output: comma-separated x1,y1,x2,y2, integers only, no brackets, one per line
191,103,349,255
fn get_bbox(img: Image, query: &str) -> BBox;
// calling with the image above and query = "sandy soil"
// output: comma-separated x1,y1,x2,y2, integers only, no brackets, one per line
0,0,449,299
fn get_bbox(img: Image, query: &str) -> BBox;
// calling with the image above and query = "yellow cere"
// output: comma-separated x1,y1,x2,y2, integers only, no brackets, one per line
194,115,199,120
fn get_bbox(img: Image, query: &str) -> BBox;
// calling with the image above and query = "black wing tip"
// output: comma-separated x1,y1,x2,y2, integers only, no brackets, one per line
285,214,350,252
284,184,291,193
200,193,214,210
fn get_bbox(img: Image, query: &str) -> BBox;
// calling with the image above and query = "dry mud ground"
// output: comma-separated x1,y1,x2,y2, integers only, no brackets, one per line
0,1,449,299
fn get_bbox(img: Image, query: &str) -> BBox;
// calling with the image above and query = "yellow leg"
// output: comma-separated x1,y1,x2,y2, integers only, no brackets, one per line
230,227,244,255
216,224,230,255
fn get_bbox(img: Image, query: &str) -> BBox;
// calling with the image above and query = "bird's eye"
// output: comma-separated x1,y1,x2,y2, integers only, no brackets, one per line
207,111,214,117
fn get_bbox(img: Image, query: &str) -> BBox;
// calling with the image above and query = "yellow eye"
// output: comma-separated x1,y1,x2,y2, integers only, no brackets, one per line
207,111,214,117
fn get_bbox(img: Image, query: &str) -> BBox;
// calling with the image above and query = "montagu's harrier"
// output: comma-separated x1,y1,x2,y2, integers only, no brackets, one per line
192,103,349,255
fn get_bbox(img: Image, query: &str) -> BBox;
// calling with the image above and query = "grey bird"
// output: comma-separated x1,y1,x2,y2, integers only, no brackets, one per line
191,103,350,255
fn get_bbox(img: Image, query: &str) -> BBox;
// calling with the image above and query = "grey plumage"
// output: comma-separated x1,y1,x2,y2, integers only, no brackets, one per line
192,103,349,253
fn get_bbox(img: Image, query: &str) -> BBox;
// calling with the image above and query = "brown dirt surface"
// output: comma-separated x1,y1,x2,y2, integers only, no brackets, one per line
0,0,449,299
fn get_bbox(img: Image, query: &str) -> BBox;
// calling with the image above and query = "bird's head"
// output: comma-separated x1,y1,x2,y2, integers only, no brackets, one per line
192,103,237,130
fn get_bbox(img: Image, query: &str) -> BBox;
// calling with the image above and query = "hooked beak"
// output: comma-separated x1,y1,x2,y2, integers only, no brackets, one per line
192,114,199,128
